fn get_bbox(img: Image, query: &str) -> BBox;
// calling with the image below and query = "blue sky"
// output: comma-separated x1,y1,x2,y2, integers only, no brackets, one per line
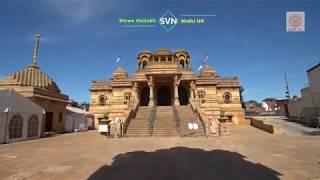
0,0,319,103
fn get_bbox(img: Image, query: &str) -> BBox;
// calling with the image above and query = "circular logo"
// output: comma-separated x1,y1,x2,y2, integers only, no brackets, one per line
289,15,302,27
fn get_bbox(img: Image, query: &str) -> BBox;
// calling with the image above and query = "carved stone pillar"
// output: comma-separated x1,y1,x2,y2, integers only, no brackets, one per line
132,82,138,104
148,76,154,106
174,75,180,106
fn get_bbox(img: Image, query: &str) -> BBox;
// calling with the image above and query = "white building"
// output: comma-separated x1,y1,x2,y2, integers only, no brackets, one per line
0,89,44,143
288,63,320,124
65,105,94,132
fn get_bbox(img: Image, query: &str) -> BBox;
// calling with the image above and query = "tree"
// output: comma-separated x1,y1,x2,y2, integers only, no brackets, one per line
246,100,262,108
263,98,276,102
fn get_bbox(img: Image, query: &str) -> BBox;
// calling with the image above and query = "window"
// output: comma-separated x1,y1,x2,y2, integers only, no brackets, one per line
9,115,23,139
197,89,206,99
179,60,185,68
124,92,132,101
224,92,232,103
28,115,39,137
142,61,148,69
99,95,106,105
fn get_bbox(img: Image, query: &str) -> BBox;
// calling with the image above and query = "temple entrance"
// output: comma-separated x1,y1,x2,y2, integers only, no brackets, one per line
178,86,189,105
140,87,149,106
157,86,172,106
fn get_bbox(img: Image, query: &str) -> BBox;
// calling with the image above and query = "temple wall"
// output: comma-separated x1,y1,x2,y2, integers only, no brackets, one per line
195,86,245,125
90,87,134,129
31,97,68,133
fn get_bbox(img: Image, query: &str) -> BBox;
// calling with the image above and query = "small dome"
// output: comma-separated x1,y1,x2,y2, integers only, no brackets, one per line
141,49,151,53
112,67,128,79
0,64,61,93
154,48,172,55
200,64,216,77
175,49,188,53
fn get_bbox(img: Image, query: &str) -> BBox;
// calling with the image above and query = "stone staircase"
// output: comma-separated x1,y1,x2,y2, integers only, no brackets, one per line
126,106,152,137
175,106,206,137
152,106,179,136
126,105,205,137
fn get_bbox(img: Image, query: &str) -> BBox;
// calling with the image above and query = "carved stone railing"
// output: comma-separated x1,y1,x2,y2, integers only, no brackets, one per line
123,101,139,136
220,76,238,80
190,99,207,137
172,106,181,136
148,106,157,136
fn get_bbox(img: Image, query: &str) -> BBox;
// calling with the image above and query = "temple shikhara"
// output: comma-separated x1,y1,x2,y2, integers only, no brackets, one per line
0,33,69,135
90,49,245,136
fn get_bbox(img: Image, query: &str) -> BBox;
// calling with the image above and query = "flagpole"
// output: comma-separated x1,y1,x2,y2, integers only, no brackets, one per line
198,54,209,71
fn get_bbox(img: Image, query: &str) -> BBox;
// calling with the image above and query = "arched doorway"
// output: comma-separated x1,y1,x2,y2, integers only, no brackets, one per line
140,87,149,106
178,86,189,105
157,86,172,106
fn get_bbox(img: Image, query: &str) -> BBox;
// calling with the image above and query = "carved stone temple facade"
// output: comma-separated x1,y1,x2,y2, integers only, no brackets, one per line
89,49,245,134
0,33,69,134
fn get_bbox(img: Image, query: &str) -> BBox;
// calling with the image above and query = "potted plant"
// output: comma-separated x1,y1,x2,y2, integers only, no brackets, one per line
102,113,109,120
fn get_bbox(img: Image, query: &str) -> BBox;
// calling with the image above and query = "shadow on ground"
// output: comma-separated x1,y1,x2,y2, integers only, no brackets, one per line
88,147,281,180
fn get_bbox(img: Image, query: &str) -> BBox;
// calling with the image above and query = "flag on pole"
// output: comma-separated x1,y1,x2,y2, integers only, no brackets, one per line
116,56,121,63
204,55,208,64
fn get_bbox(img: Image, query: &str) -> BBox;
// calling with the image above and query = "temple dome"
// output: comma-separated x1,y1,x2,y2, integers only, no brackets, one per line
112,67,128,79
0,64,61,93
140,49,151,53
200,64,216,77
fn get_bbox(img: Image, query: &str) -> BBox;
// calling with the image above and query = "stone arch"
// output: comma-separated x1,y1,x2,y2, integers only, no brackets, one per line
98,95,106,105
223,92,232,103
178,55,186,68
142,61,148,70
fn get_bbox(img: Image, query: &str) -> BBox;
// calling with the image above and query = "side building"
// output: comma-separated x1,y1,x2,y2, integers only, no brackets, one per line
0,33,69,134
288,63,320,125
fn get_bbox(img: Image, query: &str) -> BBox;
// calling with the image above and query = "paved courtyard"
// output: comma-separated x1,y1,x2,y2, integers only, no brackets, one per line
0,126,319,180
254,116,320,135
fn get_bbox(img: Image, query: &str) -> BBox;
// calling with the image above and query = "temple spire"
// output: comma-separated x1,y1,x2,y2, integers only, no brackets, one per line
32,32,42,66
